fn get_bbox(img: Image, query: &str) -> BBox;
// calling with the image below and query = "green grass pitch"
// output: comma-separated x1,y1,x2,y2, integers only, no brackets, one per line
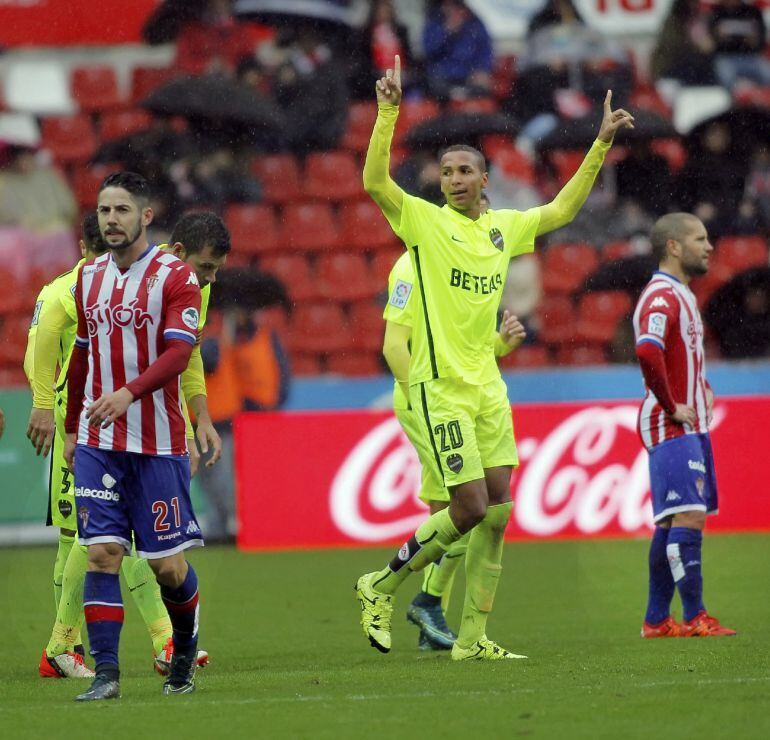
2,535,770,739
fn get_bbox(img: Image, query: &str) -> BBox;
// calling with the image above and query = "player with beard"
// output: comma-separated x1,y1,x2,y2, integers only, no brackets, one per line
634,212,736,639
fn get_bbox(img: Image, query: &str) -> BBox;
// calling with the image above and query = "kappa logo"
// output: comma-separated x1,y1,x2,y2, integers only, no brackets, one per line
186,272,200,287
688,459,706,474
182,307,199,330
186,520,201,535
650,296,669,308
666,490,681,502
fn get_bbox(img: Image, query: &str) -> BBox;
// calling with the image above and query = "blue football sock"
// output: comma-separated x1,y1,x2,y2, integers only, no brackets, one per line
160,564,199,650
667,527,704,622
83,571,123,675
645,526,675,624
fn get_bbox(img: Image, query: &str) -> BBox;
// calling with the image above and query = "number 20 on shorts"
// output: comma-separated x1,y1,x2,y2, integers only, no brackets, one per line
434,420,464,452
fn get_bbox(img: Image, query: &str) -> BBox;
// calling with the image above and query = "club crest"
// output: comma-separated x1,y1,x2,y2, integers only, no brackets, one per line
146,273,159,291
489,228,504,251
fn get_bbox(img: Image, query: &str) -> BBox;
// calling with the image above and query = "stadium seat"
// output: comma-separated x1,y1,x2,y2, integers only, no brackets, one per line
371,248,406,284
497,344,551,369
71,164,117,209
279,203,339,252
541,243,600,295
0,269,24,314
714,236,768,274
342,101,377,152
338,200,399,251
252,154,303,205
130,66,175,104
538,295,574,345
302,151,366,202
491,55,516,101
555,344,607,366
316,253,378,302
225,204,280,256
327,350,382,376
651,139,687,172
690,264,733,308
394,99,441,144
100,109,154,142
487,144,535,184
287,303,349,353
71,66,124,112
349,301,387,352
289,352,323,376
259,254,318,302
448,97,498,114
575,291,632,344
549,150,586,186
41,114,97,163
602,240,634,262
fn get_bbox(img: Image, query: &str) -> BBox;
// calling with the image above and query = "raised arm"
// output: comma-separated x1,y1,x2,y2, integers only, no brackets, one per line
536,91,634,236
363,55,405,227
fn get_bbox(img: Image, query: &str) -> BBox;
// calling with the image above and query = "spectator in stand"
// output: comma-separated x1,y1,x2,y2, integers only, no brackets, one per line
745,147,770,231
651,0,716,85
615,141,673,217
173,0,260,77
708,0,770,91
395,152,443,204
349,0,416,100
422,0,493,100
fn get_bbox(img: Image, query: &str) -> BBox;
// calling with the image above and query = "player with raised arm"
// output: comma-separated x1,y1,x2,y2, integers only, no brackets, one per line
64,172,204,700
384,251,526,650
355,55,633,659
634,213,736,639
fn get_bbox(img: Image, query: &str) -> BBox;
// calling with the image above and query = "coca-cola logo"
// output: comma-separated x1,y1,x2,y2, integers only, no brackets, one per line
330,405,727,542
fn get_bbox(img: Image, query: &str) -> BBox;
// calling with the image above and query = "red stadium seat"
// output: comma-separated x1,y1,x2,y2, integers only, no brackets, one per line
487,144,535,185
289,352,323,376
342,101,377,153
41,114,97,164
371,248,406,284
350,301,386,352
130,66,175,104
555,344,608,366
651,139,686,172
339,200,399,251
100,109,154,142
602,240,634,262
287,303,349,353
448,97,498,114
0,269,24,314
71,164,118,209
252,154,303,205
394,99,441,144
225,204,280,256
498,344,551,369
714,236,768,274
316,253,378,302
302,151,366,202
260,254,318,302
537,295,574,345
71,66,124,112
327,350,382,376
279,203,339,252
541,243,600,295
492,55,516,101
549,150,586,186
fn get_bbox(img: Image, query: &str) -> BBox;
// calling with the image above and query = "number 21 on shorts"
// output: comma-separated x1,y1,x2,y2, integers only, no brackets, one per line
153,497,181,532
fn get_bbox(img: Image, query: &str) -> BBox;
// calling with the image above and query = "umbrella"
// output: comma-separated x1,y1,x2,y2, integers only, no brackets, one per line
93,128,199,167
687,106,770,159
143,75,286,148
403,112,519,152
210,268,290,312
537,109,676,152
142,0,208,45
582,254,657,298
234,0,355,43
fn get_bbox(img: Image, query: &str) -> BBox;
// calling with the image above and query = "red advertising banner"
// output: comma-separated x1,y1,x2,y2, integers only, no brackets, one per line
0,1,159,47
234,397,770,550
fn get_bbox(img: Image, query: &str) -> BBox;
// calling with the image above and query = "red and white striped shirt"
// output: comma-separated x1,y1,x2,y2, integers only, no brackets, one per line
633,271,709,450
73,246,201,455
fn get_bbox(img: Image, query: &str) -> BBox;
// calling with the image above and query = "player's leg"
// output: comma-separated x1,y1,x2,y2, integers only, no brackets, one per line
641,522,678,637
131,452,204,694
452,378,525,661
71,446,132,702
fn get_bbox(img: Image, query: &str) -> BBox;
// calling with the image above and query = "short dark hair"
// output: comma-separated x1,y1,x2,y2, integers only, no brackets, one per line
99,171,151,205
650,212,699,263
439,144,486,172
170,211,231,257
81,212,108,255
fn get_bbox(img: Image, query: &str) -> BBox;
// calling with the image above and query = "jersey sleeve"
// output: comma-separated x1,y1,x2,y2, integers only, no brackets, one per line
389,192,441,249
31,288,70,408
198,283,210,340
382,254,415,327
162,264,202,347
493,207,541,259
635,288,678,350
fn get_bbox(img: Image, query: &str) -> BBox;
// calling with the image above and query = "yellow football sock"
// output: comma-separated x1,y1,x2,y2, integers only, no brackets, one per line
53,532,75,611
46,540,87,656
121,555,172,654
456,502,512,648
421,532,470,611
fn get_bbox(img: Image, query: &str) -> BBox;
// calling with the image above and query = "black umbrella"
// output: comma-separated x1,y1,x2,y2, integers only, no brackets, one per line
234,0,354,44
582,255,657,298
210,268,290,312
403,112,519,151
704,267,770,359
143,75,286,148
142,0,208,45
537,109,676,152
687,106,770,158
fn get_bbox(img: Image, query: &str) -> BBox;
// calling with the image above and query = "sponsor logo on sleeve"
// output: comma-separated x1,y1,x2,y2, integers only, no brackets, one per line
182,307,200,330
647,312,667,338
389,279,412,309
31,300,43,326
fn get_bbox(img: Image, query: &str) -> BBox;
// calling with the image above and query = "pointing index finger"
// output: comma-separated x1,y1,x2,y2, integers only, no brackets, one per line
604,89,612,113
394,54,401,86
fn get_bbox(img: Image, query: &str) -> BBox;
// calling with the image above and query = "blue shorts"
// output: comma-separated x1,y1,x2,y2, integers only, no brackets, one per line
74,445,203,559
648,433,718,524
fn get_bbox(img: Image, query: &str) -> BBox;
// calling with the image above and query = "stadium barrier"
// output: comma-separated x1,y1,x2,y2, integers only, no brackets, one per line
235,397,770,550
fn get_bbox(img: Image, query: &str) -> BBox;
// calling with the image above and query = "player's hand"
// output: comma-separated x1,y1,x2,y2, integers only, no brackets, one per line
196,415,222,468
375,55,402,107
63,433,76,474
499,310,526,351
669,403,696,427
86,387,135,428
27,407,56,456
597,90,634,144
705,387,714,426
189,439,200,478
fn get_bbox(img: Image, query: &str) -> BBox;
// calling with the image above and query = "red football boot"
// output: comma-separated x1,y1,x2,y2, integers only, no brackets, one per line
641,615,682,638
680,611,737,637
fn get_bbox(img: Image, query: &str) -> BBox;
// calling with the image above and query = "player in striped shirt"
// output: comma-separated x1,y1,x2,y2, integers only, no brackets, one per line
633,212,736,639
64,172,204,700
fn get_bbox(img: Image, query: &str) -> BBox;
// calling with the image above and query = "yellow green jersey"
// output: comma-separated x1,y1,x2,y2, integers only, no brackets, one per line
389,193,540,386
383,252,415,411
